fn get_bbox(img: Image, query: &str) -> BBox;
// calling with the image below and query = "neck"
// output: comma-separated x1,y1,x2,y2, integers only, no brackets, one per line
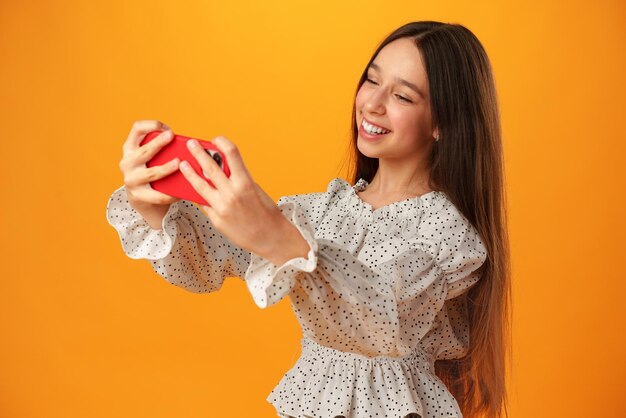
367,159,432,197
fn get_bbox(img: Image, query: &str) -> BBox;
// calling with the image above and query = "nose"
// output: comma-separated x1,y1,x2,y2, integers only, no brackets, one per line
364,88,386,114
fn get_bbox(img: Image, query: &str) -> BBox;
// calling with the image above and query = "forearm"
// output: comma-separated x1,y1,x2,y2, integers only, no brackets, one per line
256,215,311,268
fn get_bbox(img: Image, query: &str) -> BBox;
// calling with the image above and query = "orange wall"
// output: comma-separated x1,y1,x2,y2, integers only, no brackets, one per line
1,1,624,417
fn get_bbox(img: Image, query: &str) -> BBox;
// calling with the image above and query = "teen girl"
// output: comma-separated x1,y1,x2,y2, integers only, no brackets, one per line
107,21,511,418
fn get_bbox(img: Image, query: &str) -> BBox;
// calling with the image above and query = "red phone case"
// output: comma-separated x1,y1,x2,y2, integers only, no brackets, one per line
139,130,230,206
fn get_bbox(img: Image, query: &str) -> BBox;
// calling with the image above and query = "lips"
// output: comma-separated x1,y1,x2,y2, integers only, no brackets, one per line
359,123,390,141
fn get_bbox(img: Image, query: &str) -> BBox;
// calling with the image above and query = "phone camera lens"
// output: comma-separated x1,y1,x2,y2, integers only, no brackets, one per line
212,152,222,167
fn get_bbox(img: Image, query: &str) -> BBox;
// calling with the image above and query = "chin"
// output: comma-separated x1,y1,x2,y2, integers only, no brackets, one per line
356,139,380,159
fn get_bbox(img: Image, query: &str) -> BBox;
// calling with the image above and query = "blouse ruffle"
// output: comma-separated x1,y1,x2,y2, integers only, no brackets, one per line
269,336,463,418
105,185,182,260
339,177,448,223
106,184,250,292
244,199,319,309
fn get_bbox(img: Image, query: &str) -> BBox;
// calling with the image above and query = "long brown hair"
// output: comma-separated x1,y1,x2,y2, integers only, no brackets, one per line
342,21,512,418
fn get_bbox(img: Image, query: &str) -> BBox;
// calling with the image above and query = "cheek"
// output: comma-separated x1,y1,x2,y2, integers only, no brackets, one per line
389,111,431,142
355,86,368,110
389,110,416,131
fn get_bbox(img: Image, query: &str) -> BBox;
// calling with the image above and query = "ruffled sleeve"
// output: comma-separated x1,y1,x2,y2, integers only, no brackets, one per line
243,196,319,308
422,206,488,301
106,184,251,293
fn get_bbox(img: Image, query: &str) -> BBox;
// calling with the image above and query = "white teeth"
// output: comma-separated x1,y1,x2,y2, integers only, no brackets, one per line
362,120,390,135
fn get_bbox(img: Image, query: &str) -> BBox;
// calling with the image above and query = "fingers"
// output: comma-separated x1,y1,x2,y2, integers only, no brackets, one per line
124,157,181,206
127,185,181,206
179,159,218,208
185,138,229,191
119,120,180,208
123,157,180,189
123,119,170,153
133,129,175,165
213,136,252,184
120,129,174,173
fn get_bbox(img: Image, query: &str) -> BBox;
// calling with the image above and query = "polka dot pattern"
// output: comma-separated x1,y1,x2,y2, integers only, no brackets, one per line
105,177,488,418
105,184,251,292
246,178,486,417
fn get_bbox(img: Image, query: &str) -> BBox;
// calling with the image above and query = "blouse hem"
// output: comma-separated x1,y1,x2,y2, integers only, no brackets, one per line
266,336,463,418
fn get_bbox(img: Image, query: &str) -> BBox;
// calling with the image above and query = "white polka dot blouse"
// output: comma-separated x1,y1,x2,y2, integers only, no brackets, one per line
106,177,488,418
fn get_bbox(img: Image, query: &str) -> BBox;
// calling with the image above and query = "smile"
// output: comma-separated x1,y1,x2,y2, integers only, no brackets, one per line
361,118,391,135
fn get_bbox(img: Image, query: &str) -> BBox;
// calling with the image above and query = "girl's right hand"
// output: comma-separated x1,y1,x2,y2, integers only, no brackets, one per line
119,119,182,209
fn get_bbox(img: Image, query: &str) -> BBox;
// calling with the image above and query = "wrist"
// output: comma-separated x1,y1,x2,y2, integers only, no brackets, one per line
126,194,170,230
258,213,311,267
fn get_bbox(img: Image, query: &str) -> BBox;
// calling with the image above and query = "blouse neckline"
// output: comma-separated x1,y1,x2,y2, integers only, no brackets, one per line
335,177,447,221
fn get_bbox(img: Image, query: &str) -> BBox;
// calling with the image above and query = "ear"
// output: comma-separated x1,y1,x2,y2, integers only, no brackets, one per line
432,127,439,140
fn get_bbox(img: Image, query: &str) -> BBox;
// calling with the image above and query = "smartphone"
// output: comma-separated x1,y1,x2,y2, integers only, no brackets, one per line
139,130,231,206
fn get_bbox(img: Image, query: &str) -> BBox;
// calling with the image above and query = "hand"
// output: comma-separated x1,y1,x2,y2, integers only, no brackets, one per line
179,135,286,257
119,120,181,208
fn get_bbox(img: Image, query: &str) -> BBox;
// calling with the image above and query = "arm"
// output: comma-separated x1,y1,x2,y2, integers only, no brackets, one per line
126,195,170,231
106,184,251,293
252,213,311,268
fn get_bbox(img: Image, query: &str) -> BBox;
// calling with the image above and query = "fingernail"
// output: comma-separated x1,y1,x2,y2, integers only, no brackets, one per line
187,139,198,148
171,158,179,167
180,161,190,170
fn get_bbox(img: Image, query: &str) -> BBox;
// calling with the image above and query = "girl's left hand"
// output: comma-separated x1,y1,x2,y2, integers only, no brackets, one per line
179,136,285,257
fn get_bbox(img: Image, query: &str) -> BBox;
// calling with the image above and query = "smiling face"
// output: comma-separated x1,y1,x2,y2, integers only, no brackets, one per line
355,37,437,161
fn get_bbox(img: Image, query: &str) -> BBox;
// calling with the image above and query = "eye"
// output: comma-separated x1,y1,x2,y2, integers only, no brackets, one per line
366,78,412,103
396,95,412,103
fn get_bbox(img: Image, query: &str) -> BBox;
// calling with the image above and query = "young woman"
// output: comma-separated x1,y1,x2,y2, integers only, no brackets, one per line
107,21,511,418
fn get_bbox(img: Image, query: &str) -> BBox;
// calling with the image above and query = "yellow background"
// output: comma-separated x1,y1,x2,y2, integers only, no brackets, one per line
1,0,625,417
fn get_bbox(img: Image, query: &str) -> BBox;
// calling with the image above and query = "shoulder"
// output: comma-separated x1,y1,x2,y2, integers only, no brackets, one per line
418,197,473,240
277,177,352,227
277,177,351,206
417,197,487,274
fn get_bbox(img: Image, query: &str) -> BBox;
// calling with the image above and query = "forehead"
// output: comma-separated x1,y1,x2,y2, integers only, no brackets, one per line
368,38,429,97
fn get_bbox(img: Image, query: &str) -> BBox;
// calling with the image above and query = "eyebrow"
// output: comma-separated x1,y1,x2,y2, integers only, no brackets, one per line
368,62,426,99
